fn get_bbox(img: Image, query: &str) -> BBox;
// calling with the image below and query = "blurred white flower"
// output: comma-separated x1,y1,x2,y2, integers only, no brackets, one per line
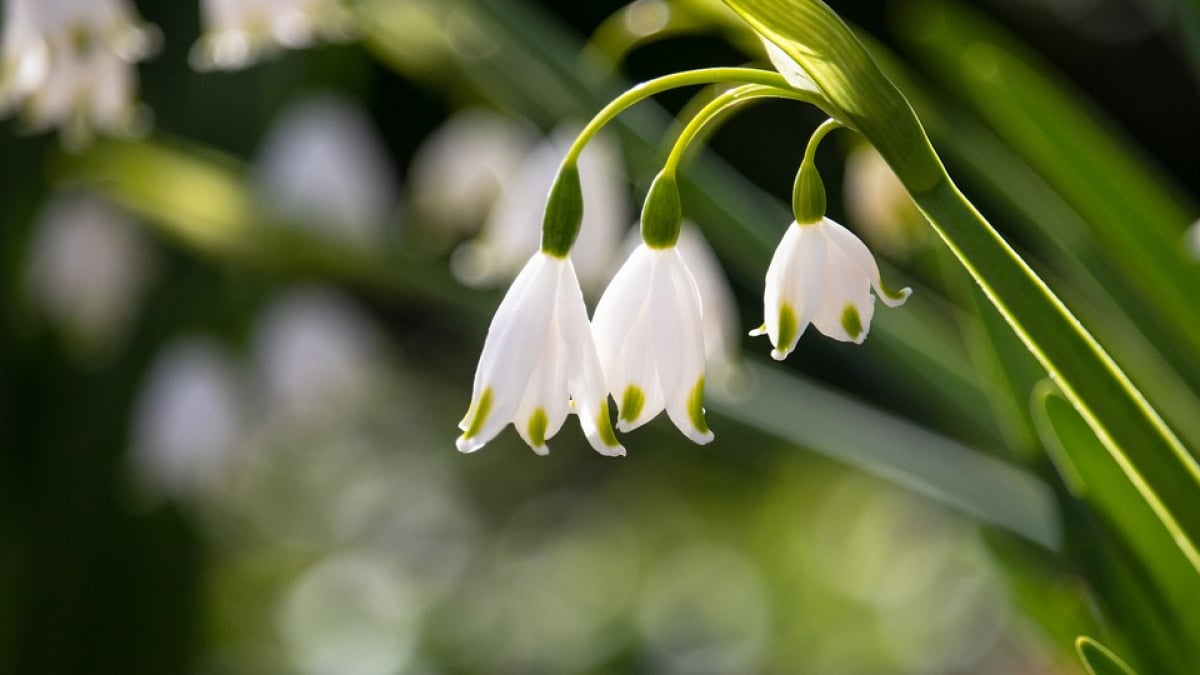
277,552,419,675
752,217,910,359
1186,219,1200,261
408,109,537,243
192,0,355,71
250,286,385,419
0,0,156,148
23,192,154,355
458,252,623,456
592,244,713,444
843,144,926,259
130,338,243,498
452,127,628,294
253,94,397,249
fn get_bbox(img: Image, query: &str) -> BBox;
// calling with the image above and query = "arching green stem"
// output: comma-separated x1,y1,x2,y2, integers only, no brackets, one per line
792,118,843,224
662,83,814,174
543,67,823,255
562,67,809,166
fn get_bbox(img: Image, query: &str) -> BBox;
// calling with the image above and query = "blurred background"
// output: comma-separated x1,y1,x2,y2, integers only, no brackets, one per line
1,0,1197,673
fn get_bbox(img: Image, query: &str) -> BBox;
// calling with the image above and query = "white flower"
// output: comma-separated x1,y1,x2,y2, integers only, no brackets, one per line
0,0,155,148
253,94,397,248
250,286,384,419
616,222,742,384
408,109,536,242
23,191,154,355
844,144,926,259
192,0,354,71
1186,218,1200,261
452,127,627,294
130,337,242,498
752,217,911,360
457,252,624,457
592,244,713,444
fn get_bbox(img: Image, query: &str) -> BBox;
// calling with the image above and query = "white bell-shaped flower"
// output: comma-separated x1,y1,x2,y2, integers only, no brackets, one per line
592,244,714,444
457,252,624,457
615,222,742,385
23,192,154,355
452,128,627,294
752,217,911,360
408,109,536,242
252,94,397,248
192,0,354,71
0,0,155,148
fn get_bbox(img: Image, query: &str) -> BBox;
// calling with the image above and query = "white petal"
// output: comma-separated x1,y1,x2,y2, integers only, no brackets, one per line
457,254,556,452
809,232,875,344
556,259,625,456
825,217,912,308
512,323,569,455
762,39,820,93
592,244,654,381
757,224,800,346
676,223,740,377
654,250,713,444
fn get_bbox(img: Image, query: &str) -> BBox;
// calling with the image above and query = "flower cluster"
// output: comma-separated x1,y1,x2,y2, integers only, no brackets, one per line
454,49,912,457
0,0,352,147
0,0,156,149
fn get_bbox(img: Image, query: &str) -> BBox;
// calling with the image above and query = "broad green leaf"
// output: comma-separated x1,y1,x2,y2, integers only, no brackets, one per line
1033,384,1200,660
899,0,1200,389
714,362,1060,547
1076,637,1138,675
860,33,1200,451
720,0,1200,571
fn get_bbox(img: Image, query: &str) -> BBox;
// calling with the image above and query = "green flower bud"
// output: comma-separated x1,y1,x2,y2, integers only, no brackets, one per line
641,171,683,248
540,163,584,258
791,159,825,224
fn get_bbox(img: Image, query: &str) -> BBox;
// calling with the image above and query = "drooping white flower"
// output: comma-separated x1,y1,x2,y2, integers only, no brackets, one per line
452,127,627,294
752,217,911,360
616,222,741,385
843,144,926,259
408,109,536,243
250,286,384,419
130,337,243,498
252,94,397,248
192,0,354,72
23,191,154,355
457,252,624,457
0,0,156,148
592,244,713,444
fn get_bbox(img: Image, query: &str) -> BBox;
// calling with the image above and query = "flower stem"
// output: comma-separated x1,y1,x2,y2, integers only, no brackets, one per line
662,83,813,174
562,67,800,166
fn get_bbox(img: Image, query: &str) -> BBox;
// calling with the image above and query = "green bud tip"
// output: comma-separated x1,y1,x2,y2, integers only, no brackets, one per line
792,159,826,225
641,171,683,249
541,163,584,258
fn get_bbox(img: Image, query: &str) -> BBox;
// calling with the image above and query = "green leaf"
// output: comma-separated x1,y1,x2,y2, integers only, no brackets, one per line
713,362,1060,547
721,0,1200,573
898,0,1200,390
1076,637,1138,675
1033,384,1200,661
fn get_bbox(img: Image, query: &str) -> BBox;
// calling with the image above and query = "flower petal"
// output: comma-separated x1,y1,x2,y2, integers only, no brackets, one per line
457,253,556,452
655,250,713,444
556,259,625,456
825,217,912,308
